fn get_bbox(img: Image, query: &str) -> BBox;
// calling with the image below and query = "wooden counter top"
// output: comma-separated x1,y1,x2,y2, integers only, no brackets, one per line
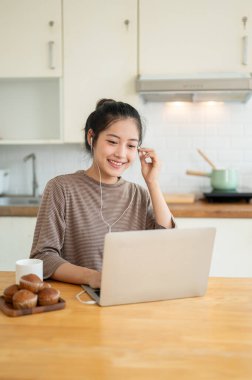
0,272,252,380
0,199,252,218
0,200,252,218
0,205,38,217
169,199,252,218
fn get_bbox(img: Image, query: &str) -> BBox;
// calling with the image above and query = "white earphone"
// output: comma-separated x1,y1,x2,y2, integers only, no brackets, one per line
89,130,136,233
90,136,94,154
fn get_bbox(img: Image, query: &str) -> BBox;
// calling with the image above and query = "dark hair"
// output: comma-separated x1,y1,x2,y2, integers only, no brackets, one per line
84,99,143,153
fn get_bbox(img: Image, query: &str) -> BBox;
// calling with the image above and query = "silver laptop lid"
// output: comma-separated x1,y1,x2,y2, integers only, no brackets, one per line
99,228,216,306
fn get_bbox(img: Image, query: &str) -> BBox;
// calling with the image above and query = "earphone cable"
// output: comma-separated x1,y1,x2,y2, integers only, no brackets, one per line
95,161,136,233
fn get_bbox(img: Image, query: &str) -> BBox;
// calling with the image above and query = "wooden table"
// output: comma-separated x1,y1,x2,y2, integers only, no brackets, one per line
0,272,252,380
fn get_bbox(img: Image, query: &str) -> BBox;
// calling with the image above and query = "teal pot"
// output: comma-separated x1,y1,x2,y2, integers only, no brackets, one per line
186,169,238,190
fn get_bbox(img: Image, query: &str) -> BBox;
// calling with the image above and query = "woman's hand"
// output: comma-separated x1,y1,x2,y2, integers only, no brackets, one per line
138,147,174,229
88,270,101,288
138,147,161,185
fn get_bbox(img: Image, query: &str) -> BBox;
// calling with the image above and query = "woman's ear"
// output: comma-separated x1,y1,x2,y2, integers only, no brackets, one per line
87,129,94,147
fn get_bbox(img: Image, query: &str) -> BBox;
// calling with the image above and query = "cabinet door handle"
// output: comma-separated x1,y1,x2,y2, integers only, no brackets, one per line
48,41,55,70
241,17,248,66
242,35,248,65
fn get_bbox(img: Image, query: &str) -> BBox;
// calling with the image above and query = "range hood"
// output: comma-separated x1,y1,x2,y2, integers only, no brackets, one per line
136,73,252,103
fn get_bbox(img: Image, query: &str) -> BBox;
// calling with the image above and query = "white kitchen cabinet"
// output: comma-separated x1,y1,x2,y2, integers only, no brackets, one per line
63,0,139,143
0,217,36,271
177,218,252,277
0,0,62,143
0,78,62,142
0,0,62,77
139,0,252,75
2,216,250,276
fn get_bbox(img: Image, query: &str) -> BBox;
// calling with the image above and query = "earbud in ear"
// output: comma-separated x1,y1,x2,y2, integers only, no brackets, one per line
90,137,93,146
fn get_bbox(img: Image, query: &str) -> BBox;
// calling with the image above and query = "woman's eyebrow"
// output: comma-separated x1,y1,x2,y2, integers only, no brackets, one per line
106,133,139,142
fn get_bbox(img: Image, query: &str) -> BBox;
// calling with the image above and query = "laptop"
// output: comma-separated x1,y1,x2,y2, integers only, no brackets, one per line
82,227,216,307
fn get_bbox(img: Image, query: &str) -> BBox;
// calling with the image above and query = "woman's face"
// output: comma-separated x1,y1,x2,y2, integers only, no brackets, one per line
92,118,140,183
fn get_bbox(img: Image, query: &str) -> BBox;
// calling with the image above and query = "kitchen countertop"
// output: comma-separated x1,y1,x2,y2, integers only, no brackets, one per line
1,272,252,380
169,199,252,218
0,205,38,217
0,199,252,218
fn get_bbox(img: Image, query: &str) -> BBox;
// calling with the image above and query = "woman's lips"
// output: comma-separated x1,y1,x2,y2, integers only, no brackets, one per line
108,159,126,169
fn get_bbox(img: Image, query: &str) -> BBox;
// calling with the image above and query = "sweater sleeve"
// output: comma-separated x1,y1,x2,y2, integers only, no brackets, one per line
29,178,69,279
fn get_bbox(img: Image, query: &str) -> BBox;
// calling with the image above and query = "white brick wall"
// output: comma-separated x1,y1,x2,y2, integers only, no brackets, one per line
139,100,252,193
0,100,252,196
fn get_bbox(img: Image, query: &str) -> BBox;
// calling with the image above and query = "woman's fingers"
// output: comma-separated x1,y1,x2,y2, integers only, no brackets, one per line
138,148,158,163
138,147,154,154
138,147,161,183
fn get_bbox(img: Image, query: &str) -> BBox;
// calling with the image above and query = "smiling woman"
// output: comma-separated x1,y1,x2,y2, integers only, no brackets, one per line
29,99,175,287
86,118,139,184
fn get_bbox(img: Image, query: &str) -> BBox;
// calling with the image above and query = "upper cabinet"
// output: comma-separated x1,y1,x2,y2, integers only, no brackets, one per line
63,0,138,143
0,0,62,77
0,0,62,143
0,78,61,142
139,0,252,75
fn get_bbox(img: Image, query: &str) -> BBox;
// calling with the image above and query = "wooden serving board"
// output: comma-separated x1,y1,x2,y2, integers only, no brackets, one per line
163,193,195,204
0,295,65,317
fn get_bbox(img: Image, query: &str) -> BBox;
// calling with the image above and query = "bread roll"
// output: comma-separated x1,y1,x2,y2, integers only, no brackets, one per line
38,287,60,306
41,282,51,290
19,273,43,293
3,284,19,304
12,289,38,309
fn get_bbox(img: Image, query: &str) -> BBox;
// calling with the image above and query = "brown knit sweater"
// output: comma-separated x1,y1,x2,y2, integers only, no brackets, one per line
30,171,175,278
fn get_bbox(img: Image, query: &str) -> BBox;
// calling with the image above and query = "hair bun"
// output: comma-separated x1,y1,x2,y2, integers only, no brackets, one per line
96,98,115,109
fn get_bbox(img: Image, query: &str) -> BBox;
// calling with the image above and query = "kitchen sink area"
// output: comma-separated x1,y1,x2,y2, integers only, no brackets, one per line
0,196,41,206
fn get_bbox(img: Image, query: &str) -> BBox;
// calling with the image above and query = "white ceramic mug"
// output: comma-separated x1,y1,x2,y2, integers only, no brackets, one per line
15,259,43,284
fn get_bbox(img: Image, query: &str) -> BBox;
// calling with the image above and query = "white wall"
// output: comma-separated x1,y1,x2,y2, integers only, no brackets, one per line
139,100,252,194
1,99,252,196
